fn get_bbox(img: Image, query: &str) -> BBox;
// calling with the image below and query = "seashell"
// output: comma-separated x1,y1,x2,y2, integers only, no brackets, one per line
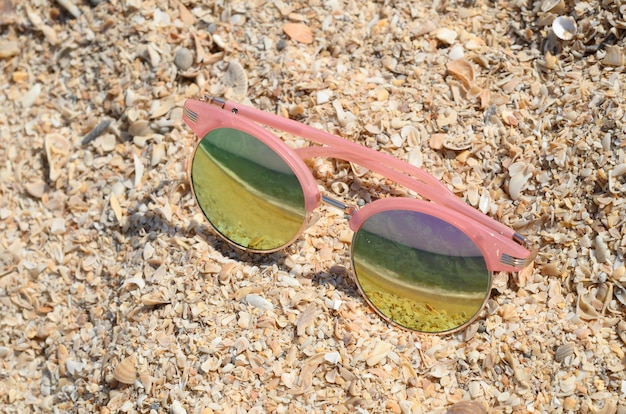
617,320,626,346
365,340,393,367
603,45,624,67
508,163,532,201
401,125,421,147
141,290,170,306
541,0,565,14
331,181,349,196
332,100,355,127
45,134,71,182
609,163,626,192
222,60,248,99
25,181,46,199
407,147,423,168
56,0,80,18
613,281,626,306
245,294,274,311
324,351,340,364
443,136,471,151
446,400,488,414
170,401,187,414
139,372,153,394
218,262,236,284
283,23,313,44
150,95,175,119
113,354,138,384
133,153,144,189
290,352,326,395
349,162,369,177
554,342,575,362
594,235,610,263
432,27,458,45
429,133,446,150
552,16,577,41
0,40,19,58
446,59,475,89
296,303,316,336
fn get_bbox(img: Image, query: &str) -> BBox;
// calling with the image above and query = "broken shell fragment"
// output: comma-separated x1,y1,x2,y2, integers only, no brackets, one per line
554,342,575,362
446,59,475,89
113,354,138,384
283,23,313,44
446,400,488,414
45,134,71,182
552,16,577,41
603,45,624,67
541,0,565,14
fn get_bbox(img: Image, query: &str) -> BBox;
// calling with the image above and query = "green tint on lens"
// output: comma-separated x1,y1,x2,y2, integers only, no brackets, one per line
352,210,490,333
191,128,307,251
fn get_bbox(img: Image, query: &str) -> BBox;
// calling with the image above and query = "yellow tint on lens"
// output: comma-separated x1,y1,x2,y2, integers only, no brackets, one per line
191,128,307,251
352,210,490,333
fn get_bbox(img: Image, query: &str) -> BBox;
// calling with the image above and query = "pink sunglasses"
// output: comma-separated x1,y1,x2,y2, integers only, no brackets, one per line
182,97,535,334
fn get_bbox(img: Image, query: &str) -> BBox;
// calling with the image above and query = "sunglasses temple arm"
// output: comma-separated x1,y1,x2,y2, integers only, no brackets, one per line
217,99,522,242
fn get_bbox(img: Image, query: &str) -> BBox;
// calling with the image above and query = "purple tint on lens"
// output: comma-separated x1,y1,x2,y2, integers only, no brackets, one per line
351,209,490,333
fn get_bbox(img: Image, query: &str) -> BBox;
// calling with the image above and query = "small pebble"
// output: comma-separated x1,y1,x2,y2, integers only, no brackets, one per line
174,48,193,71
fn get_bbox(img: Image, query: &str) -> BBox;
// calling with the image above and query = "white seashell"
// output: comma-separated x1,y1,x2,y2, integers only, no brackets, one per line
407,147,423,168
389,133,403,148
170,400,187,414
448,44,464,60
316,89,332,105
609,163,626,192
332,100,355,127
65,359,84,376
432,28,457,45
133,153,144,189
365,341,393,366
245,294,274,311
508,165,532,200
429,363,449,378
331,181,349,196
123,273,145,290
49,218,66,235
552,16,577,41
277,273,300,287
401,125,421,147
324,351,340,364
478,189,491,214
21,83,42,108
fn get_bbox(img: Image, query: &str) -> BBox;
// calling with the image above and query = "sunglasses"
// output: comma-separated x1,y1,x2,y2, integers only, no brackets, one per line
182,97,536,334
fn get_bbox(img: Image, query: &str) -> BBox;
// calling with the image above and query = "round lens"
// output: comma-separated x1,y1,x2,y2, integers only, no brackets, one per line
352,209,490,333
191,128,307,251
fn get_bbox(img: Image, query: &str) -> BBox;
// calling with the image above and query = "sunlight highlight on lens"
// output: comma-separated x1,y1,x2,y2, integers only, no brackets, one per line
191,128,307,251
352,210,490,333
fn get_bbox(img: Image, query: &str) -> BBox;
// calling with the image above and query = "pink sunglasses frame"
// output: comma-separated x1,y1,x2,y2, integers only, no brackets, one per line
182,97,535,332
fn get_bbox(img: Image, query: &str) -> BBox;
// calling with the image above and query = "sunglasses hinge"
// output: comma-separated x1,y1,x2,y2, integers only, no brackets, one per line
321,195,357,218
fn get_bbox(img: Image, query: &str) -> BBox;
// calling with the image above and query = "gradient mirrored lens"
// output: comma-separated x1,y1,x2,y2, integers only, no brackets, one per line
191,128,306,251
352,210,490,333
